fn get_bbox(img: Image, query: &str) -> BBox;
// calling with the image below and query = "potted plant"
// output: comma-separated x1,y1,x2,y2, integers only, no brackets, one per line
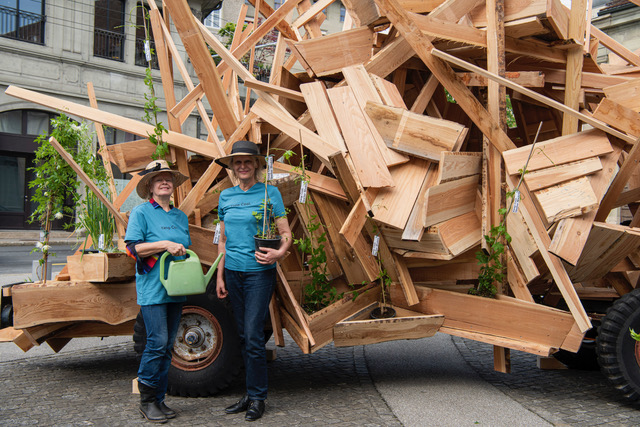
252,185,284,251
370,255,396,319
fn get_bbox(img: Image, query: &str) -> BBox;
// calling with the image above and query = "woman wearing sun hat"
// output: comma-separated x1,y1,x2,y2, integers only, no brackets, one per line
215,140,292,421
124,159,191,423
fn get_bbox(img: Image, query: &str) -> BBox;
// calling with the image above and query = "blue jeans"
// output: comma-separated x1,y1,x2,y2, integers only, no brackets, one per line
225,268,276,401
138,302,183,402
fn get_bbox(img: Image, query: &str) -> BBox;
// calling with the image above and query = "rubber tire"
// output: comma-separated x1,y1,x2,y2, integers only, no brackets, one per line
133,290,241,397
596,288,640,402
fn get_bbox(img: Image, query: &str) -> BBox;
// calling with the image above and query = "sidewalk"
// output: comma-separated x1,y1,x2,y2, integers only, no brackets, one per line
0,229,75,247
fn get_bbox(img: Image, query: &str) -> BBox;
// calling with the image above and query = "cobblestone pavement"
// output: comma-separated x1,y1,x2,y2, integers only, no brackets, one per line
453,337,640,426
0,337,400,427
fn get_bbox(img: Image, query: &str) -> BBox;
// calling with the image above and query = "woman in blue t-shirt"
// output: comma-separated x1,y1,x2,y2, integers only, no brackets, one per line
124,159,191,423
215,140,292,421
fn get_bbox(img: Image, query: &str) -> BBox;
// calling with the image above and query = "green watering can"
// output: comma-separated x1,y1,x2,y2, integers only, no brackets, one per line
159,250,224,296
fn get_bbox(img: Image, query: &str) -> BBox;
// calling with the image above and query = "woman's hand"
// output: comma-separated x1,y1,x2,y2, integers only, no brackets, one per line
255,247,283,265
216,278,228,299
166,241,186,256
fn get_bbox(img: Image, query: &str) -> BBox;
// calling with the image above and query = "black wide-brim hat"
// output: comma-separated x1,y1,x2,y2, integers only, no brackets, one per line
214,140,266,169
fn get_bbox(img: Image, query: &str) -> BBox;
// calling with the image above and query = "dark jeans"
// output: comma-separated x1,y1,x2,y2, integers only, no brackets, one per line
224,268,276,401
138,302,183,402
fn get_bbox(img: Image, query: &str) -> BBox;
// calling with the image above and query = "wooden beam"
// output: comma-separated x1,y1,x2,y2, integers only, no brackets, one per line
561,0,587,135
592,98,640,138
243,79,306,103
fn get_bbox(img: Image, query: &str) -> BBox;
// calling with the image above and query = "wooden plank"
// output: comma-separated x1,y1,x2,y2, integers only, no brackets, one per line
279,308,310,354
371,157,430,229
274,162,347,201
12,281,138,329
243,79,305,103
293,26,374,77
436,151,481,184
334,312,444,347
390,284,577,353
549,145,623,264
300,81,347,152
506,257,536,303
339,194,372,248
341,65,409,166
402,162,439,241
502,129,612,176
391,253,420,306
269,295,285,347
364,101,467,161
524,157,602,191
105,139,156,173
436,210,481,257
276,264,315,346
504,173,591,333
169,84,204,120
188,225,220,266
592,98,640,138
5,86,221,158
591,25,640,67
561,0,587,135
424,175,479,227
595,136,640,222
506,209,540,283
293,0,337,27
370,74,408,108
383,225,449,255
456,71,545,87
604,79,640,113
533,177,598,223
428,49,636,144
327,86,394,188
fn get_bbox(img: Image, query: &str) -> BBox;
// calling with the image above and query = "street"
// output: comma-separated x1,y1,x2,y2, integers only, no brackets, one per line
0,244,76,274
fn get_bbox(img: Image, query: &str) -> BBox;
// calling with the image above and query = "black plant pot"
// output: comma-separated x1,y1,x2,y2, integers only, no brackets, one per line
370,306,396,319
254,235,282,252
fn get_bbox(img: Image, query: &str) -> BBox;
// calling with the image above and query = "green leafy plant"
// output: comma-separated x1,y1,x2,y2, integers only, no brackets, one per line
630,328,640,342
28,115,111,281
76,192,118,253
252,199,282,239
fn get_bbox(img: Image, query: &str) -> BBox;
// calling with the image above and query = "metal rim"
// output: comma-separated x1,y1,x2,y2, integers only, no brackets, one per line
171,305,224,371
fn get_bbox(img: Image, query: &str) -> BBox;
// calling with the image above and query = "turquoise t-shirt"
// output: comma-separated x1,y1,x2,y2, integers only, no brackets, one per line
219,183,285,272
125,201,192,306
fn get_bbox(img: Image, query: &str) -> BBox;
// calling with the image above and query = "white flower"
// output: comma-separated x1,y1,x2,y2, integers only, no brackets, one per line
44,191,49,196
54,212,63,220
35,242,43,249
42,245,51,252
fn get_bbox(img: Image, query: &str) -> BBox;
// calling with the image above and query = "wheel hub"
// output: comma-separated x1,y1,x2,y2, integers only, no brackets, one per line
172,306,223,368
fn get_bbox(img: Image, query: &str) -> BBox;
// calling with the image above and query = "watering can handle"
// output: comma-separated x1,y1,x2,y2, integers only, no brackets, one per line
159,249,198,285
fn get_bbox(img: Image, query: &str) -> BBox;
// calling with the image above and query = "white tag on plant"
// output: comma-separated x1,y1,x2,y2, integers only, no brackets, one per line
299,181,308,203
512,190,520,213
144,40,152,62
267,155,274,180
213,223,221,244
98,234,105,250
372,235,380,256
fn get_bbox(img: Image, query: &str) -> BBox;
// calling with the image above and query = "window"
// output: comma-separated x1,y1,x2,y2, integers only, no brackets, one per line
204,9,221,29
273,0,282,10
134,4,158,69
0,0,45,44
94,0,125,61
340,5,346,22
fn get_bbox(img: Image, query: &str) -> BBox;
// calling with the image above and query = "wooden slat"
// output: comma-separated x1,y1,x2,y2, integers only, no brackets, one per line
243,79,305,103
591,25,640,67
592,98,640,138
276,264,315,347
364,101,467,161
456,71,545,87
436,211,481,257
549,145,623,264
604,79,640,113
334,312,443,346
506,257,536,303
524,157,602,191
391,253,420,306
502,129,612,176
300,81,348,152
533,177,598,223
424,175,479,227
561,0,587,135
506,209,540,283
402,162,439,241
105,139,156,173
436,151,481,184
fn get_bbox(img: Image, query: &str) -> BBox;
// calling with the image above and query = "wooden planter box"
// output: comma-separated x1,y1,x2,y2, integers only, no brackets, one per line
67,252,135,283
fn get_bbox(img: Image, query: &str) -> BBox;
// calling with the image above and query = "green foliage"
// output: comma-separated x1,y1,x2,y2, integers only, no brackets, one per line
77,192,117,252
218,22,242,48
252,199,282,239
631,328,640,342
376,255,393,308
506,95,516,129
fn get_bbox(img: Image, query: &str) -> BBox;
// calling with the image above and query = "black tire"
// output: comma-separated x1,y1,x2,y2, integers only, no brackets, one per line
133,290,242,397
596,288,640,402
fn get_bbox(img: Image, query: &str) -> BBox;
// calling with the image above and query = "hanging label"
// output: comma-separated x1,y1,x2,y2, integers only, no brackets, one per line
512,190,520,213
266,155,274,180
213,223,221,244
299,181,308,203
98,234,105,250
372,235,380,256
144,40,152,62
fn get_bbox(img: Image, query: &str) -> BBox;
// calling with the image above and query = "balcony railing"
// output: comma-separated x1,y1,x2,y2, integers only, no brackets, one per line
94,28,124,61
0,5,45,44
134,38,159,69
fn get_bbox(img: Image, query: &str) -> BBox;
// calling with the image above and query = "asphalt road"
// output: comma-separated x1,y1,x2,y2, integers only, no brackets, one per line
0,244,76,275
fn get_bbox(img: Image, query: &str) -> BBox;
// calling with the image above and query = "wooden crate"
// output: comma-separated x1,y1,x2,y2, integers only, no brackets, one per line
67,252,135,283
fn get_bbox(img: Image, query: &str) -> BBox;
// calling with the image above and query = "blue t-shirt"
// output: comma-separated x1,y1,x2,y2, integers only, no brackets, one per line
125,201,192,306
219,183,285,272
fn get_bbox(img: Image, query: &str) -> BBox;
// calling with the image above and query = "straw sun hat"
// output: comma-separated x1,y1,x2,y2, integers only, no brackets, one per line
136,159,188,199
214,140,266,169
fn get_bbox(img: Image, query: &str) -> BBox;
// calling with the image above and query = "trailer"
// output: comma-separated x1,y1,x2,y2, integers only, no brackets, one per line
3,0,640,403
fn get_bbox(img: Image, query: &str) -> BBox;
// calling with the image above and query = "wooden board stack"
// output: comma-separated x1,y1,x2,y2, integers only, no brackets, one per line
7,0,640,364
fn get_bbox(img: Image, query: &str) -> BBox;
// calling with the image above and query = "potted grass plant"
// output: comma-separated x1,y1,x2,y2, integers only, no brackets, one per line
252,154,285,252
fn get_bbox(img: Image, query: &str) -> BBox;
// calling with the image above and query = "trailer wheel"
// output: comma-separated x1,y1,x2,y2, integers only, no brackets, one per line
596,288,640,402
133,293,242,397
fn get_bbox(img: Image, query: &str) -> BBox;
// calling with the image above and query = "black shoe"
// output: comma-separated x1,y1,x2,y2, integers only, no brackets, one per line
225,394,250,414
158,401,176,419
138,381,167,423
245,400,265,422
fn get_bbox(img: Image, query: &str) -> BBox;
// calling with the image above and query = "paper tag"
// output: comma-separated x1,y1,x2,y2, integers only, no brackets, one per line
213,223,221,244
266,155,274,180
299,181,308,203
144,40,152,62
372,235,380,257
98,234,105,250
512,190,520,213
